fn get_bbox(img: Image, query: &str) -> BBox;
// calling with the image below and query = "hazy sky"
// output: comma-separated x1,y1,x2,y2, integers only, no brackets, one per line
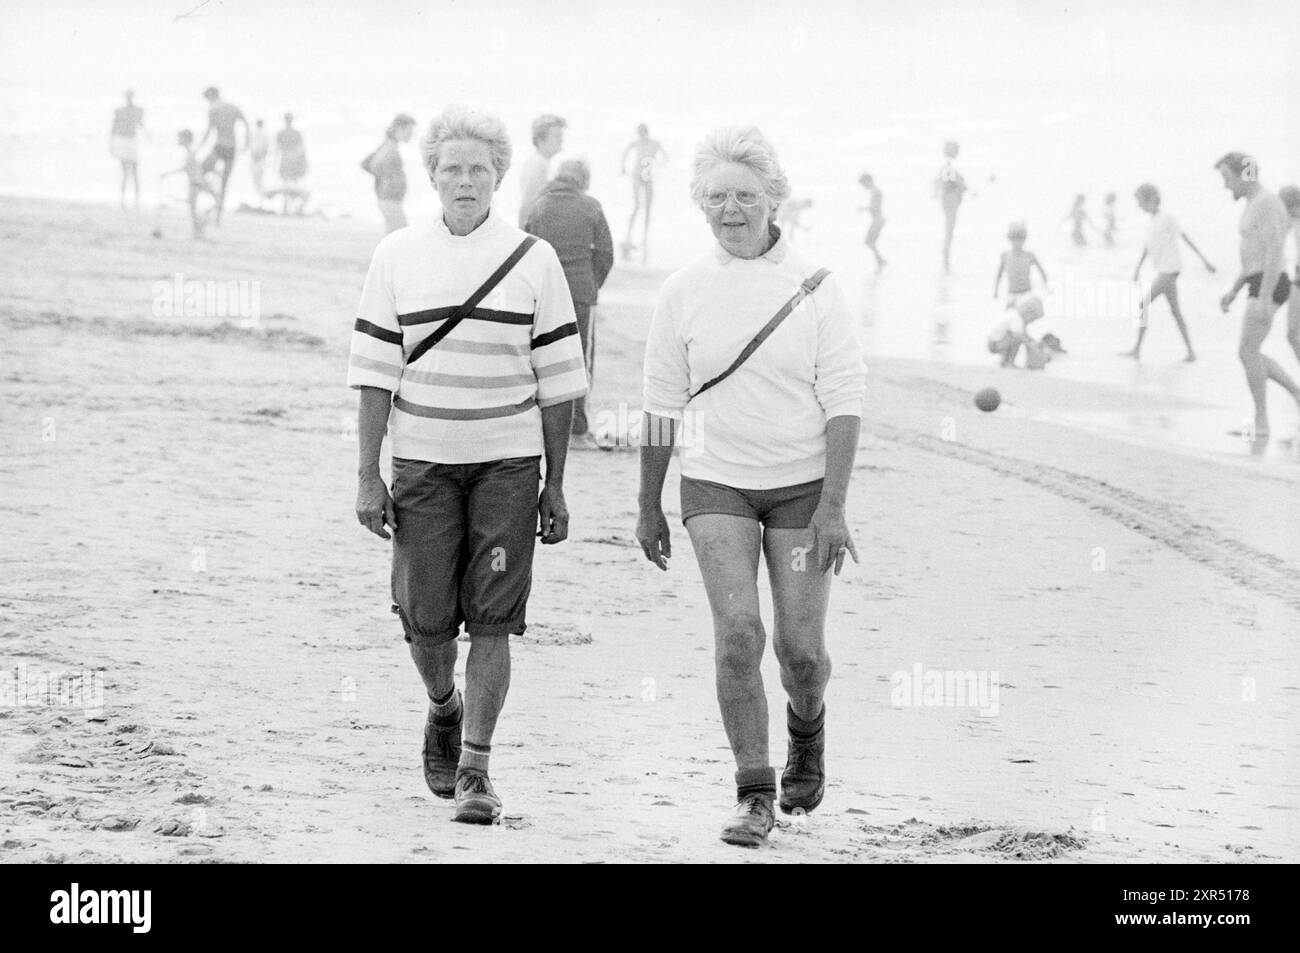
3,0,1297,100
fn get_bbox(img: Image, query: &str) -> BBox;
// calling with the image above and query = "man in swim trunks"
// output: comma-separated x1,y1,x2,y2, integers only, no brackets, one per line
1215,152,1300,440
109,89,146,212
197,87,249,226
620,123,667,262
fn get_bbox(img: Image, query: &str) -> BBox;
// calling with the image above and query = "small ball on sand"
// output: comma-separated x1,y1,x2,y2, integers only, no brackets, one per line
975,387,1001,412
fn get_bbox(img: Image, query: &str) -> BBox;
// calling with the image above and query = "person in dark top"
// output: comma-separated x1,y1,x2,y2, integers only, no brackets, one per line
109,89,146,212
525,158,615,449
363,113,416,233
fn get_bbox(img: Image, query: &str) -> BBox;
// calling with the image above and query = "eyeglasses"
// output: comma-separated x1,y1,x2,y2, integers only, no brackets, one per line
703,188,762,209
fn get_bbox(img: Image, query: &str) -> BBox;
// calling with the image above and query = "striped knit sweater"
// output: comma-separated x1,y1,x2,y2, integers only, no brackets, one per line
347,210,588,464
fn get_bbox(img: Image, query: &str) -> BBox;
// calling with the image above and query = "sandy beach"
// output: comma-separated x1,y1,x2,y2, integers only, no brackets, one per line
1,196,1297,864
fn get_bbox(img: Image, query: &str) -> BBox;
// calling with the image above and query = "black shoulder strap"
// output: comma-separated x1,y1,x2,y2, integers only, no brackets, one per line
688,268,830,401
404,235,538,367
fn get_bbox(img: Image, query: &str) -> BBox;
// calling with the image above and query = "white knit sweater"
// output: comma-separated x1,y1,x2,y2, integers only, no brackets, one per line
642,230,866,489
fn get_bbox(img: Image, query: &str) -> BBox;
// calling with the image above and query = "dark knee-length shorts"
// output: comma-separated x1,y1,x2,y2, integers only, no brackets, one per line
389,455,540,645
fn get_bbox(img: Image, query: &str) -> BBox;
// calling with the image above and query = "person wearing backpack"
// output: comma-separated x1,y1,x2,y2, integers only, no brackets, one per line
636,125,866,849
363,113,416,233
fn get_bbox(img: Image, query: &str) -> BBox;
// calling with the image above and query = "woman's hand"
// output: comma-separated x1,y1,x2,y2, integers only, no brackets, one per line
356,473,397,540
538,484,569,544
636,504,672,570
808,502,858,575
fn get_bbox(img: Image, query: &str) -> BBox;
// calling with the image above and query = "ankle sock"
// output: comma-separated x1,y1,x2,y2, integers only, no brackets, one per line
787,702,825,739
431,687,461,721
459,741,490,775
736,766,776,802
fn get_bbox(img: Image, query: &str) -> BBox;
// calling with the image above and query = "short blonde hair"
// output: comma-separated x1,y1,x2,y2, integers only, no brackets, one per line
421,104,512,181
554,158,590,191
689,125,790,213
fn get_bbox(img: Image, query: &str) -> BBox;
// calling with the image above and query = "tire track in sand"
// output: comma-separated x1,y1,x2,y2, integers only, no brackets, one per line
870,422,1300,612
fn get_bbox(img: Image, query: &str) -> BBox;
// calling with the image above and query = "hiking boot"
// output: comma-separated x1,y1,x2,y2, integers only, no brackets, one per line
719,794,775,848
452,769,502,825
780,723,826,815
422,691,461,799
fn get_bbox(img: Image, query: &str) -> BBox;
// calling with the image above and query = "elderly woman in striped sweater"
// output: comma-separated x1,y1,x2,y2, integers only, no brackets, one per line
349,105,588,826
636,126,866,848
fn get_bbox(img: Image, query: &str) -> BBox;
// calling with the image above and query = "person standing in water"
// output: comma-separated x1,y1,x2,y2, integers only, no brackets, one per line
197,87,248,226
274,113,308,214
249,118,270,200
1119,183,1215,363
109,89,147,212
858,172,885,268
1102,192,1118,246
934,141,966,273
1061,194,1100,246
1214,152,1300,441
620,123,668,261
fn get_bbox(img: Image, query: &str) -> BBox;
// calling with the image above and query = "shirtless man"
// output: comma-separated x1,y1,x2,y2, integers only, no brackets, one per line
1215,152,1300,440
197,87,248,226
620,123,667,262
858,172,885,267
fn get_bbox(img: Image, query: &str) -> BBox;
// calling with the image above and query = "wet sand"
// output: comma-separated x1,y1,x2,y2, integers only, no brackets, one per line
1,196,1297,863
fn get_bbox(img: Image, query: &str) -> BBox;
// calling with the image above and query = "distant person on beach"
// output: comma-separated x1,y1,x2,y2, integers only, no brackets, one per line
1281,185,1300,369
525,158,614,450
637,125,865,849
1061,193,1099,246
1214,152,1300,440
161,129,217,239
274,113,308,214
991,222,1051,368
350,105,587,826
197,87,247,226
1119,183,1215,363
362,113,417,233
518,113,566,227
776,197,813,241
248,119,270,200
858,172,886,267
934,140,966,272
1103,192,1118,246
620,123,668,261
109,89,146,212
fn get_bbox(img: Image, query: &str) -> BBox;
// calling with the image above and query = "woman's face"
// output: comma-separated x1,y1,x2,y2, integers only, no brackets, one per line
433,138,499,232
701,162,772,260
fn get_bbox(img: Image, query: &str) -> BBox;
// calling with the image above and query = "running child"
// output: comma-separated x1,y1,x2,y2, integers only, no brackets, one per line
1120,183,1215,362
1061,193,1099,246
162,129,217,239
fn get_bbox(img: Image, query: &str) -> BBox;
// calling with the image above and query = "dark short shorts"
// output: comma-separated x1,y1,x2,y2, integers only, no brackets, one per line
389,455,540,645
680,475,824,529
202,144,236,171
1244,271,1291,306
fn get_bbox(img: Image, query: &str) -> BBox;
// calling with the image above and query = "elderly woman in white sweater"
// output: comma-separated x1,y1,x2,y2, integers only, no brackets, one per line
636,126,866,848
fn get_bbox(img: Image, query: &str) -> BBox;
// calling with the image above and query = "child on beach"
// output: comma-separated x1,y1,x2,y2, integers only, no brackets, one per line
858,172,886,267
990,222,1051,368
1119,183,1216,362
1061,193,1098,246
1103,192,1118,246
161,129,217,239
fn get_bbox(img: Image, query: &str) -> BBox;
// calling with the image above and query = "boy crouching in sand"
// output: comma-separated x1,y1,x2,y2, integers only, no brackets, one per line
990,222,1051,368
161,129,218,239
